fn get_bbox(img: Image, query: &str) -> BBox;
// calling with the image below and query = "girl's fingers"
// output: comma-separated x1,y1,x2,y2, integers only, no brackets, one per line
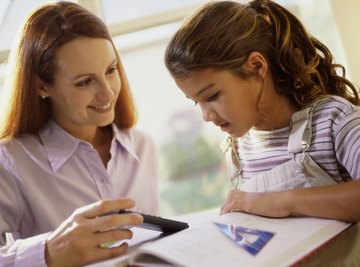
220,191,245,214
220,202,233,214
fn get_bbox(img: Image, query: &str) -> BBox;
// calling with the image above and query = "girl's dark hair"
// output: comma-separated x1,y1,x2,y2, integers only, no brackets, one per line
165,0,359,108
1,1,137,139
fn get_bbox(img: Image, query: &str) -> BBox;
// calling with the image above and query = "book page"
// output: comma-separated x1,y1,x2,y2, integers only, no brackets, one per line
214,212,350,266
129,211,350,267
87,228,162,267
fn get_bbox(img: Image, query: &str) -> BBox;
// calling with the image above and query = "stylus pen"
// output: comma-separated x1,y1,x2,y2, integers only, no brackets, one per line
99,209,135,217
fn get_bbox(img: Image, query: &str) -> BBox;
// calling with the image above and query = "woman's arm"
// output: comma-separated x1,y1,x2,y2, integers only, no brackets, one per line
221,179,360,222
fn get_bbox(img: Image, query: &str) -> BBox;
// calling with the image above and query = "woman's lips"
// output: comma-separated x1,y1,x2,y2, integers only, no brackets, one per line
88,102,112,113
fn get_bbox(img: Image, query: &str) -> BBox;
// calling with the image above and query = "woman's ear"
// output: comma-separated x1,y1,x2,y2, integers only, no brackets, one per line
35,76,49,99
245,51,268,78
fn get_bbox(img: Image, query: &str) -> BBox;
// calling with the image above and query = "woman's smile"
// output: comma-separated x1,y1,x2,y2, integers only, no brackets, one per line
88,102,112,113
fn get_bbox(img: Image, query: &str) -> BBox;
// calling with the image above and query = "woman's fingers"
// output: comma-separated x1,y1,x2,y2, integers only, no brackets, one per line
60,241,129,266
95,228,133,245
91,243,129,263
91,212,143,232
82,198,136,219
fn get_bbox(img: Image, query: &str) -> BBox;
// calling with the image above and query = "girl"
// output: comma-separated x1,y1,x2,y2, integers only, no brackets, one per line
0,2,158,266
165,0,360,222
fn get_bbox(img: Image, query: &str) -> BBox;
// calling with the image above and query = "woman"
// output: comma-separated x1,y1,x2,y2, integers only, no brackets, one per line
165,0,360,222
0,2,158,266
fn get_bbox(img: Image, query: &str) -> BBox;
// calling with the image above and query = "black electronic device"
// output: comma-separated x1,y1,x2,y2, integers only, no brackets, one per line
105,210,189,234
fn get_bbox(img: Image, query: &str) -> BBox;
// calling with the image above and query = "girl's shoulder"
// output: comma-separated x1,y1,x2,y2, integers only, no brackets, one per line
311,96,360,140
313,96,358,115
312,96,359,122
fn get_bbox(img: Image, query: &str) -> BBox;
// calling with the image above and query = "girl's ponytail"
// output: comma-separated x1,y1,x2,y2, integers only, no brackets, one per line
249,0,358,106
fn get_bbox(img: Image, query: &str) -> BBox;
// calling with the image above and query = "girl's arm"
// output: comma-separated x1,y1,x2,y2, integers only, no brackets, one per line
221,179,360,222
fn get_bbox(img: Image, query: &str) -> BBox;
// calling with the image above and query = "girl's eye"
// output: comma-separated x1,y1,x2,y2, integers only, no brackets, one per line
193,100,198,106
76,78,92,87
207,92,219,102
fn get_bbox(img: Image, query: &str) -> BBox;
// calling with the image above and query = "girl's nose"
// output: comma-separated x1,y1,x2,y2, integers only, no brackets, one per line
201,104,216,122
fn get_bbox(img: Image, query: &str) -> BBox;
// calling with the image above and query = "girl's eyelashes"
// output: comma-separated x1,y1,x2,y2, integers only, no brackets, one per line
191,92,219,105
207,92,219,102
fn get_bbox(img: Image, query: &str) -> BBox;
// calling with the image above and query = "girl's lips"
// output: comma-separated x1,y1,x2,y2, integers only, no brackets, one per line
220,122,230,132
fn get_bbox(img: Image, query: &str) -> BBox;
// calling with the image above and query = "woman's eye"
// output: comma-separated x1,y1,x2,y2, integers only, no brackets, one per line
207,92,219,102
193,100,198,106
76,78,92,87
107,66,117,74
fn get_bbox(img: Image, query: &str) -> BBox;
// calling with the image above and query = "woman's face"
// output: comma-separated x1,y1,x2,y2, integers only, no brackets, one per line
175,68,264,138
39,37,120,137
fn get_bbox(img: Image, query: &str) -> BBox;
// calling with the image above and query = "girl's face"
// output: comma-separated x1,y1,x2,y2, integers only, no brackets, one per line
39,37,120,137
175,68,264,138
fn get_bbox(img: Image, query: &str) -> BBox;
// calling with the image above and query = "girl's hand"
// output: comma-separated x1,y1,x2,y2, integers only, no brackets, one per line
220,190,290,218
45,198,143,267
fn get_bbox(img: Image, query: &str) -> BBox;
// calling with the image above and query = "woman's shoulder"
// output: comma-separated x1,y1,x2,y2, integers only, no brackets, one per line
128,127,154,142
0,135,29,153
112,125,156,155
0,134,40,167
113,125,154,143
0,133,40,148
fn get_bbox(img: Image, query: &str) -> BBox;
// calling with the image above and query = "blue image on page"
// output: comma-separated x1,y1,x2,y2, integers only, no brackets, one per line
215,223,275,256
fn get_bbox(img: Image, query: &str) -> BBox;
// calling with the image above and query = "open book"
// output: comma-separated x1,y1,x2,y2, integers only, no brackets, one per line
125,209,350,267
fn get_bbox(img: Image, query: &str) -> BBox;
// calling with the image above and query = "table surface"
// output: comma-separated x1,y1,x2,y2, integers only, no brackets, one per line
296,222,360,266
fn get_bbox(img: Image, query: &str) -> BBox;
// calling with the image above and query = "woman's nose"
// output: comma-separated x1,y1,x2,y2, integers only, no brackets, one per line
97,79,115,101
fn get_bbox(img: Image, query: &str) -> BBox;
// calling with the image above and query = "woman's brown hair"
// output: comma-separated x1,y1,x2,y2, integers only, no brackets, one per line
165,0,359,108
0,1,137,139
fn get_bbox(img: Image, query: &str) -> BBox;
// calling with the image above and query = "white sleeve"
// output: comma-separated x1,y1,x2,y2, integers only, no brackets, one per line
0,162,48,266
0,233,49,267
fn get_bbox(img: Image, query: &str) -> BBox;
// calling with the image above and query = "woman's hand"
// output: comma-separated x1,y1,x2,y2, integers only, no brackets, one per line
45,198,143,267
220,190,290,218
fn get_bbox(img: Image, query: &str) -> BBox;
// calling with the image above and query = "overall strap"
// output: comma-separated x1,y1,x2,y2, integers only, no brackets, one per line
287,104,316,154
221,136,242,189
287,100,323,173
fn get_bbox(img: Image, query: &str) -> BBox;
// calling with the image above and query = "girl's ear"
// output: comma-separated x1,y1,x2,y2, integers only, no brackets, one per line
245,51,268,78
35,76,49,98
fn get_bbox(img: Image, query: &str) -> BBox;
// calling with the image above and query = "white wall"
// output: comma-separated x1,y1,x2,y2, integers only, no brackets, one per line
330,0,360,87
